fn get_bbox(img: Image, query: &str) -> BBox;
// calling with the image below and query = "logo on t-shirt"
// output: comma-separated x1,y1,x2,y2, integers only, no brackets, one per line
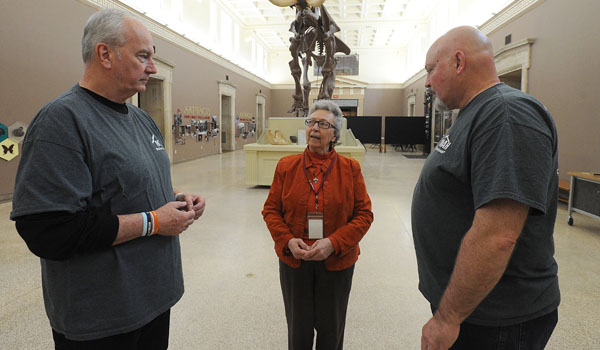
151,134,165,151
435,135,451,154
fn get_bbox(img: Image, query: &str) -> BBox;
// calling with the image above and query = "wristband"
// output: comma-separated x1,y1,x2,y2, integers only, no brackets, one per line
146,211,154,236
150,210,159,234
175,192,184,201
141,212,153,237
141,212,148,237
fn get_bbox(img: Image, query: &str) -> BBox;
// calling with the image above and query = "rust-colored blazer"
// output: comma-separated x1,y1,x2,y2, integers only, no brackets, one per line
262,149,373,271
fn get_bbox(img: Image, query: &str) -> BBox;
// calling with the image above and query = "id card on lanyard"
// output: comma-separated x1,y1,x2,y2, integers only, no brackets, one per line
303,151,337,240
307,212,324,239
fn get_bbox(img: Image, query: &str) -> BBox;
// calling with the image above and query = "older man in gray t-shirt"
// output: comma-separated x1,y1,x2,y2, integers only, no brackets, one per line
11,9,206,348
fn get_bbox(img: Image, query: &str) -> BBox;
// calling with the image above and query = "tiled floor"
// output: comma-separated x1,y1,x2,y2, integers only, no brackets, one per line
1,149,599,349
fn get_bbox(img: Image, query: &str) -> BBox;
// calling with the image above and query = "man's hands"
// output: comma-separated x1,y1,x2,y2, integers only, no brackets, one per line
175,193,206,220
154,192,206,235
114,193,206,245
287,238,335,261
421,313,460,350
154,201,195,236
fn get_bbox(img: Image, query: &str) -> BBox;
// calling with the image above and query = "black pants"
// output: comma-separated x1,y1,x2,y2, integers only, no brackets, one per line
432,306,558,350
279,260,355,350
52,309,170,350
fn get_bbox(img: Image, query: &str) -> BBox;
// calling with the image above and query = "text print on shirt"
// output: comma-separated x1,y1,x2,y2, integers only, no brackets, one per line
151,134,165,151
435,134,451,154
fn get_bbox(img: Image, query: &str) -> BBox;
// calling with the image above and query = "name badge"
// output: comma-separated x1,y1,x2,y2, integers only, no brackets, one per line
307,212,324,239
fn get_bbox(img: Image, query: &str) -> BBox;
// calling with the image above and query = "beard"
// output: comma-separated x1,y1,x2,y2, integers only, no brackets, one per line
433,94,452,112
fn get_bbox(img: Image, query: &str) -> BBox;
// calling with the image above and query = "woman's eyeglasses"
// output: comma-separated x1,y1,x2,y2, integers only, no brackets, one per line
305,119,335,129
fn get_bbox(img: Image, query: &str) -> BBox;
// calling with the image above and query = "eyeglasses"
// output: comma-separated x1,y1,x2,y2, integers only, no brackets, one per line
305,119,336,129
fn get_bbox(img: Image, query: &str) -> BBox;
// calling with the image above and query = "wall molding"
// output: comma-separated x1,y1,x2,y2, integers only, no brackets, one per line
77,0,272,88
478,0,545,35
403,69,427,88
271,83,403,90
494,38,535,93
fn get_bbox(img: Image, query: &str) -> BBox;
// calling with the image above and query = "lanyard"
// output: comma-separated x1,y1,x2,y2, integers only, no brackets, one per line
302,150,337,211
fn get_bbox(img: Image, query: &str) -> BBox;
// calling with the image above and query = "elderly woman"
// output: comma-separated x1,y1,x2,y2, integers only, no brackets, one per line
262,100,373,349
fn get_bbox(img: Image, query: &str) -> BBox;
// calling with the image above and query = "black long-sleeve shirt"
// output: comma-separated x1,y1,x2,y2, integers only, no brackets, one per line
15,207,118,260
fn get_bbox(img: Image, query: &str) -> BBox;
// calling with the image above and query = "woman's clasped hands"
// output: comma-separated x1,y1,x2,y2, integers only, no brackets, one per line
287,237,334,261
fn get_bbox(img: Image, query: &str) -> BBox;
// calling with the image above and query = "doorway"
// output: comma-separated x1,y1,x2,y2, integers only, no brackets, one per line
257,103,264,136
256,93,266,139
221,95,234,151
218,80,237,153
407,94,416,116
340,106,357,117
499,69,522,90
128,56,174,162
139,77,165,136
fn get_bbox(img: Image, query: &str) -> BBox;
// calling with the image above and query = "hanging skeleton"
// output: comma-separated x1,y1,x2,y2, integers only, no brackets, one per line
269,0,351,117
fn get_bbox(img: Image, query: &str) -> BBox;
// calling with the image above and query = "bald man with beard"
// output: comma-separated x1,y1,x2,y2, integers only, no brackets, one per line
411,26,560,349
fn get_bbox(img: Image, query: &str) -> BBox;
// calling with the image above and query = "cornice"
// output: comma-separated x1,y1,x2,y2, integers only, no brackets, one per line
478,0,545,35
368,84,404,89
494,38,535,57
403,69,427,87
218,80,238,89
270,83,403,90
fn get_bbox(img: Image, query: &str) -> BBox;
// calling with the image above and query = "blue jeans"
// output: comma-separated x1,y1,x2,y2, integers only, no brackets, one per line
432,306,558,350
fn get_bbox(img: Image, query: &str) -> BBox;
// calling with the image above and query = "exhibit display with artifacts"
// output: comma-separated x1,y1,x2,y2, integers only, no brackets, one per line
172,106,220,161
235,113,258,150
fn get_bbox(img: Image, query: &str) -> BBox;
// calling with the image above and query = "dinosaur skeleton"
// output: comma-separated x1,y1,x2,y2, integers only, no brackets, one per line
269,0,351,117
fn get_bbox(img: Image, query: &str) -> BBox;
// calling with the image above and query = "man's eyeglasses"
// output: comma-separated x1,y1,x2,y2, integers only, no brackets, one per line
305,119,336,129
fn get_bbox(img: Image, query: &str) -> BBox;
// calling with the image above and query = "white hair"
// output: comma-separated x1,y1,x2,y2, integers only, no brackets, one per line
308,100,344,140
81,9,129,63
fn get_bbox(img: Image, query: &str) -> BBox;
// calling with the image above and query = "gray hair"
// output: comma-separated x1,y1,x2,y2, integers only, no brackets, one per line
82,9,130,63
307,100,344,141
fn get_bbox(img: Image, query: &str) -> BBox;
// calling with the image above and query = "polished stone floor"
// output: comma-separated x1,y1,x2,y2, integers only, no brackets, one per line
1,149,599,349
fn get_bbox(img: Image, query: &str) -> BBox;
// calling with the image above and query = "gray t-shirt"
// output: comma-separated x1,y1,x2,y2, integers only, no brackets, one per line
11,85,184,340
411,83,560,326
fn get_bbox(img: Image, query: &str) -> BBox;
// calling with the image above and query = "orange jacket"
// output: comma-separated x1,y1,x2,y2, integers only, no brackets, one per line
262,149,373,271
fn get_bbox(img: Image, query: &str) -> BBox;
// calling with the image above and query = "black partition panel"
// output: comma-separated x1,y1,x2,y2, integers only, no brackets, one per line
346,116,382,144
384,116,426,145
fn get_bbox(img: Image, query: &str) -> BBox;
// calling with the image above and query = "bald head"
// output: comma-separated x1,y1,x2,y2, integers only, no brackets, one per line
433,26,493,58
425,26,500,109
